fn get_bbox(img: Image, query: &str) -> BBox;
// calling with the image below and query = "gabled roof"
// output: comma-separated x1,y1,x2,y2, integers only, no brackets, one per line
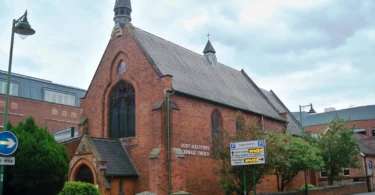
90,137,138,177
133,27,284,122
260,89,303,136
298,105,375,127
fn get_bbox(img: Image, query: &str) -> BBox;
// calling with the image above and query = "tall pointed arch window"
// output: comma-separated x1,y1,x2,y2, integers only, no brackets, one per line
211,110,221,134
211,110,222,151
109,82,135,138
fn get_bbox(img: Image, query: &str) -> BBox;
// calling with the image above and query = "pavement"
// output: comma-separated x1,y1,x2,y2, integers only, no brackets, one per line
351,193,375,195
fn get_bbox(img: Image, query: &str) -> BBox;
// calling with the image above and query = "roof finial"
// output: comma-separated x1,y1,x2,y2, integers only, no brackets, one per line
207,33,211,40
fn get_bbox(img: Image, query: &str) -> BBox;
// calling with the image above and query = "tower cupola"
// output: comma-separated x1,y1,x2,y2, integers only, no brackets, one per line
203,39,218,67
114,0,132,27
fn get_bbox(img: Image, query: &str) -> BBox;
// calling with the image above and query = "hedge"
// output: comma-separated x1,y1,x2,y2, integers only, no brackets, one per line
300,184,316,189
59,181,100,195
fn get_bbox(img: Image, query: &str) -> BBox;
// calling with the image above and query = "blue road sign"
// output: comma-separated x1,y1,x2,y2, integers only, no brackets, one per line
369,162,373,169
258,140,264,147
230,143,236,149
0,131,18,155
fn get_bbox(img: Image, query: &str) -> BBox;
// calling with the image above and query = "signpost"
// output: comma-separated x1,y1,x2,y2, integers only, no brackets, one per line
0,131,18,156
230,140,266,195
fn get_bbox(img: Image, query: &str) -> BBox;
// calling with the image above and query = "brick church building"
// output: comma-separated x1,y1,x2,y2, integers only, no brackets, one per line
66,0,305,194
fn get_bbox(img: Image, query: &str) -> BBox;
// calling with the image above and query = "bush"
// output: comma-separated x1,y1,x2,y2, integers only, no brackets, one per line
4,117,69,195
59,182,100,195
300,184,316,189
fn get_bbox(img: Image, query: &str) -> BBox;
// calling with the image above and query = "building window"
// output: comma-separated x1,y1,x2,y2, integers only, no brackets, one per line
211,110,221,134
342,168,350,176
235,121,241,132
354,128,366,135
320,168,350,178
372,128,375,137
0,81,18,96
320,171,327,178
211,110,222,152
44,90,76,106
109,82,135,138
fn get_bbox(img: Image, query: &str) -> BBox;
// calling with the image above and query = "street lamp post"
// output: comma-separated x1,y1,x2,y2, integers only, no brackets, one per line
0,10,35,195
299,103,316,195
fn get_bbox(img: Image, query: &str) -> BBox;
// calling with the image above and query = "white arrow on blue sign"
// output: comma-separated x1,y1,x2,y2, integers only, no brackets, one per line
0,131,18,155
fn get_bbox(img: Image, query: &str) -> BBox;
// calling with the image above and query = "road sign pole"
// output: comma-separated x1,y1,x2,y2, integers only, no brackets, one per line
243,167,247,195
253,167,256,195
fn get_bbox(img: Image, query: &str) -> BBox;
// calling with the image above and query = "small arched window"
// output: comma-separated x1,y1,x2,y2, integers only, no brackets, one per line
109,82,135,138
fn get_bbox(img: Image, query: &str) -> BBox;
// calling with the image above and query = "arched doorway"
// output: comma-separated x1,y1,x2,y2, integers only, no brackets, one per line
75,164,94,184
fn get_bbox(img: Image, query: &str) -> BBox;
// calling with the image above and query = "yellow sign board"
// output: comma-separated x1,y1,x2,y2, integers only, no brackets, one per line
244,158,259,163
248,148,263,153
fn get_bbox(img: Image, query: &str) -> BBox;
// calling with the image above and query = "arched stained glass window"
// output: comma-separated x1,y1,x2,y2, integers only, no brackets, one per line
109,82,135,138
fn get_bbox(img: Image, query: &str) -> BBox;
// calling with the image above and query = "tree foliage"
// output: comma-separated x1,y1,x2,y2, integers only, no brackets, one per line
59,182,100,195
267,133,323,191
4,117,69,195
316,115,360,185
211,114,272,194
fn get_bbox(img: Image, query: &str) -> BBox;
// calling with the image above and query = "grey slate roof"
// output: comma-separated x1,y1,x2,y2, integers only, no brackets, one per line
260,89,302,136
91,138,138,177
203,40,216,54
299,105,375,127
133,27,284,122
355,134,375,156
52,127,79,143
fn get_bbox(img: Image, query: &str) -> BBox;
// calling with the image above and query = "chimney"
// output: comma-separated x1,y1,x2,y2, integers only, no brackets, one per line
70,127,75,138
324,107,336,112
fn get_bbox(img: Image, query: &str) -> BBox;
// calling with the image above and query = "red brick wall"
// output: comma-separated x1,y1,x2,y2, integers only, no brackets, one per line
261,182,367,195
0,95,81,132
305,120,375,136
169,94,285,194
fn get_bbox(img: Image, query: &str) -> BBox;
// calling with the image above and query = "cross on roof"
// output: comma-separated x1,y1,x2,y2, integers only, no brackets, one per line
207,33,211,40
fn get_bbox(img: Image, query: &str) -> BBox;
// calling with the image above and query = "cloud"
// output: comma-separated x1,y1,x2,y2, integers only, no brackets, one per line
0,0,373,114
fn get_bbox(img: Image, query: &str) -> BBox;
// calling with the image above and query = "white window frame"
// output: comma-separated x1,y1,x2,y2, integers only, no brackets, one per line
354,128,366,134
320,168,350,178
342,168,350,176
0,81,19,96
44,89,76,106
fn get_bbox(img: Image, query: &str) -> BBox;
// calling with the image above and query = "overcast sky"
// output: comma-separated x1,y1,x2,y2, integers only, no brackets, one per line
0,0,374,113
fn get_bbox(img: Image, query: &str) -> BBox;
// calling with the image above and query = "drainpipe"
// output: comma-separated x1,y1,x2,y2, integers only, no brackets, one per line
166,89,175,195
364,155,369,192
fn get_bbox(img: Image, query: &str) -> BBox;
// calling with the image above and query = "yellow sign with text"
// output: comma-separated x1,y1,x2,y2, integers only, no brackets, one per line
248,148,263,153
244,158,259,163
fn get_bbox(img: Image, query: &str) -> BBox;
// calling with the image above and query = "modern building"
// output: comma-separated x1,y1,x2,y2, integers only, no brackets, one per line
0,70,86,132
61,1,307,194
295,105,375,191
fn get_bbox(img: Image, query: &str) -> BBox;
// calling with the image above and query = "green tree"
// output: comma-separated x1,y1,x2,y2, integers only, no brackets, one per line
267,133,323,191
317,115,360,185
211,114,278,195
4,117,69,195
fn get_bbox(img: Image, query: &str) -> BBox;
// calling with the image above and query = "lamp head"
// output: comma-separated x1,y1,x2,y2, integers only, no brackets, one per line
14,11,35,38
308,104,316,114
